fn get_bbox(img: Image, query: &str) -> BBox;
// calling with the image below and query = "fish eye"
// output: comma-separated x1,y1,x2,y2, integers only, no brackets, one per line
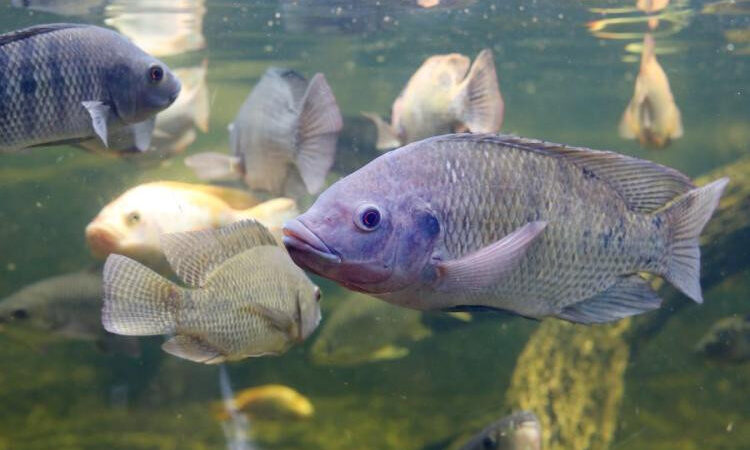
314,286,321,302
126,211,141,226
12,309,29,320
482,436,496,449
148,64,164,84
354,204,382,231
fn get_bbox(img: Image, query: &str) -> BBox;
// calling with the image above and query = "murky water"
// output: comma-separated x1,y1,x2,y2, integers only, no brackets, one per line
0,1,749,449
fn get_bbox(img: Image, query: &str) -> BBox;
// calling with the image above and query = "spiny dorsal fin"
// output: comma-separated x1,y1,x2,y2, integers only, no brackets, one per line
0,23,91,47
161,220,277,288
433,133,695,213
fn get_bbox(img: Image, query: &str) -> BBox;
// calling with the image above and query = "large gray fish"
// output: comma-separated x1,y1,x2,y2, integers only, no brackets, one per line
460,411,541,450
0,23,181,153
283,134,728,324
185,67,342,196
102,220,321,364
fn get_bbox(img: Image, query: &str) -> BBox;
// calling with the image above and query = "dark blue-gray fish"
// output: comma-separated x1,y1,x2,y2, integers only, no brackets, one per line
185,67,342,196
0,23,181,153
460,411,541,450
283,134,728,324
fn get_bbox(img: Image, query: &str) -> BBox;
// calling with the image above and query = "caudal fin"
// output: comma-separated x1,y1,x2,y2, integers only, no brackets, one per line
361,111,401,151
184,152,243,181
102,254,181,336
662,177,729,303
295,73,343,194
456,48,504,133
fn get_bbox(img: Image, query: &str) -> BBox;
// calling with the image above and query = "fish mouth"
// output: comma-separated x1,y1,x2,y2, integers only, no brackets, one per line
282,219,341,264
85,224,120,259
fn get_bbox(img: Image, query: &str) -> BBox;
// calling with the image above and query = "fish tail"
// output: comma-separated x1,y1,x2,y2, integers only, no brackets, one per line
661,177,729,303
455,48,504,133
361,111,401,151
295,73,343,194
102,254,182,336
235,198,299,237
184,152,243,181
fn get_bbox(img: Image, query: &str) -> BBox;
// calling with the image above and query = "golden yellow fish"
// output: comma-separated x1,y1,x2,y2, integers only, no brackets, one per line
215,384,314,421
619,33,683,149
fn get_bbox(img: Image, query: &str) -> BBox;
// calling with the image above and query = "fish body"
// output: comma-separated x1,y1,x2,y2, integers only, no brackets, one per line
0,24,181,153
284,134,728,324
185,67,343,196
217,384,314,421
102,220,321,364
310,292,431,366
695,315,750,363
619,33,683,149
86,181,297,269
105,0,206,57
460,411,541,450
363,49,503,150
11,0,107,16
0,270,103,340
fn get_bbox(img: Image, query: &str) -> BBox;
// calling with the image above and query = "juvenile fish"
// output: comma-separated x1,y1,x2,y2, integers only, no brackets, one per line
215,384,314,421
284,134,728,324
695,315,750,363
460,411,541,450
185,67,342,196
102,220,321,364
0,23,181,153
363,49,503,150
86,181,298,270
619,33,683,149
310,292,431,366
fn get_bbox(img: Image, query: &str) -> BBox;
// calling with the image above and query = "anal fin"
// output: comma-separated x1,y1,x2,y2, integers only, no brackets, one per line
556,274,662,324
162,335,225,364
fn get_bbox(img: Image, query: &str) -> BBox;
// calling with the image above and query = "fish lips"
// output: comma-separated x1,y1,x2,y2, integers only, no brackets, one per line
282,219,341,267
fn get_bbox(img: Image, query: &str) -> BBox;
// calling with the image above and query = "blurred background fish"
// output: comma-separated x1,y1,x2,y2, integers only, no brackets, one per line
459,411,541,450
310,293,432,366
104,0,206,58
0,24,181,153
363,49,503,150
695,315,750,363
85,181,297,271
102,220,321,364
214,384,314,421
185,67,343,197
11,0,107,16
619,33,683,149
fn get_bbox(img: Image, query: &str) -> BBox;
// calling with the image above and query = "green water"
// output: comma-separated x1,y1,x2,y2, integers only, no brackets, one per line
1,1,749,449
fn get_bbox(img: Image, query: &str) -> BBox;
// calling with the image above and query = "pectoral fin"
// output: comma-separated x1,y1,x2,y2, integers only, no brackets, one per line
245,303,297,338
162,335,225,364
82,101,110,147
370,345,409,361
434,221,547,292
131,118,155,152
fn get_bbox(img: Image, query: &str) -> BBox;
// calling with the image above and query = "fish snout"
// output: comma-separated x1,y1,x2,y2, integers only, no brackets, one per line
85,224,120,259
282,219,341,264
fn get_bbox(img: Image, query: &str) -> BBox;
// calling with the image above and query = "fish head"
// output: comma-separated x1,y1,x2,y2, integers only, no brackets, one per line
283,168,440,294
0,296,52,334
465,411,542,450
106,44,182,124
297,284,323,341
694,318,743,360
85,184,169,261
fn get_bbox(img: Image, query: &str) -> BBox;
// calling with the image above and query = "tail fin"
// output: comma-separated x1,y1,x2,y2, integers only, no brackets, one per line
456,48,504,133
102,254,181,336
235,198,299,237
295,73,343,194
361,111,401,151
662,177,729,303
184,152,243,181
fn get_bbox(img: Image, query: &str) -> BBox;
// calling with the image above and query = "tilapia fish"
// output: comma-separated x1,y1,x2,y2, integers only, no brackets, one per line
185,67,342,196
363,49,503,150
102,220,321,364
86,181,297,270
619,33,683,149
284,134,728,324
215,384,314,421
0,23,181,153
460,411,541,450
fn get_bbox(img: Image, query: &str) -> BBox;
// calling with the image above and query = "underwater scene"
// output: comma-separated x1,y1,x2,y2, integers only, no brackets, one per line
0,0,749,449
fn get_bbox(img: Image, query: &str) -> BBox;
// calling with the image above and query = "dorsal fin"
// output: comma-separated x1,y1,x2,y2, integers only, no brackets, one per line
430,133,694,213
161,220,277,288
0,24,91,47
153,181,260,209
